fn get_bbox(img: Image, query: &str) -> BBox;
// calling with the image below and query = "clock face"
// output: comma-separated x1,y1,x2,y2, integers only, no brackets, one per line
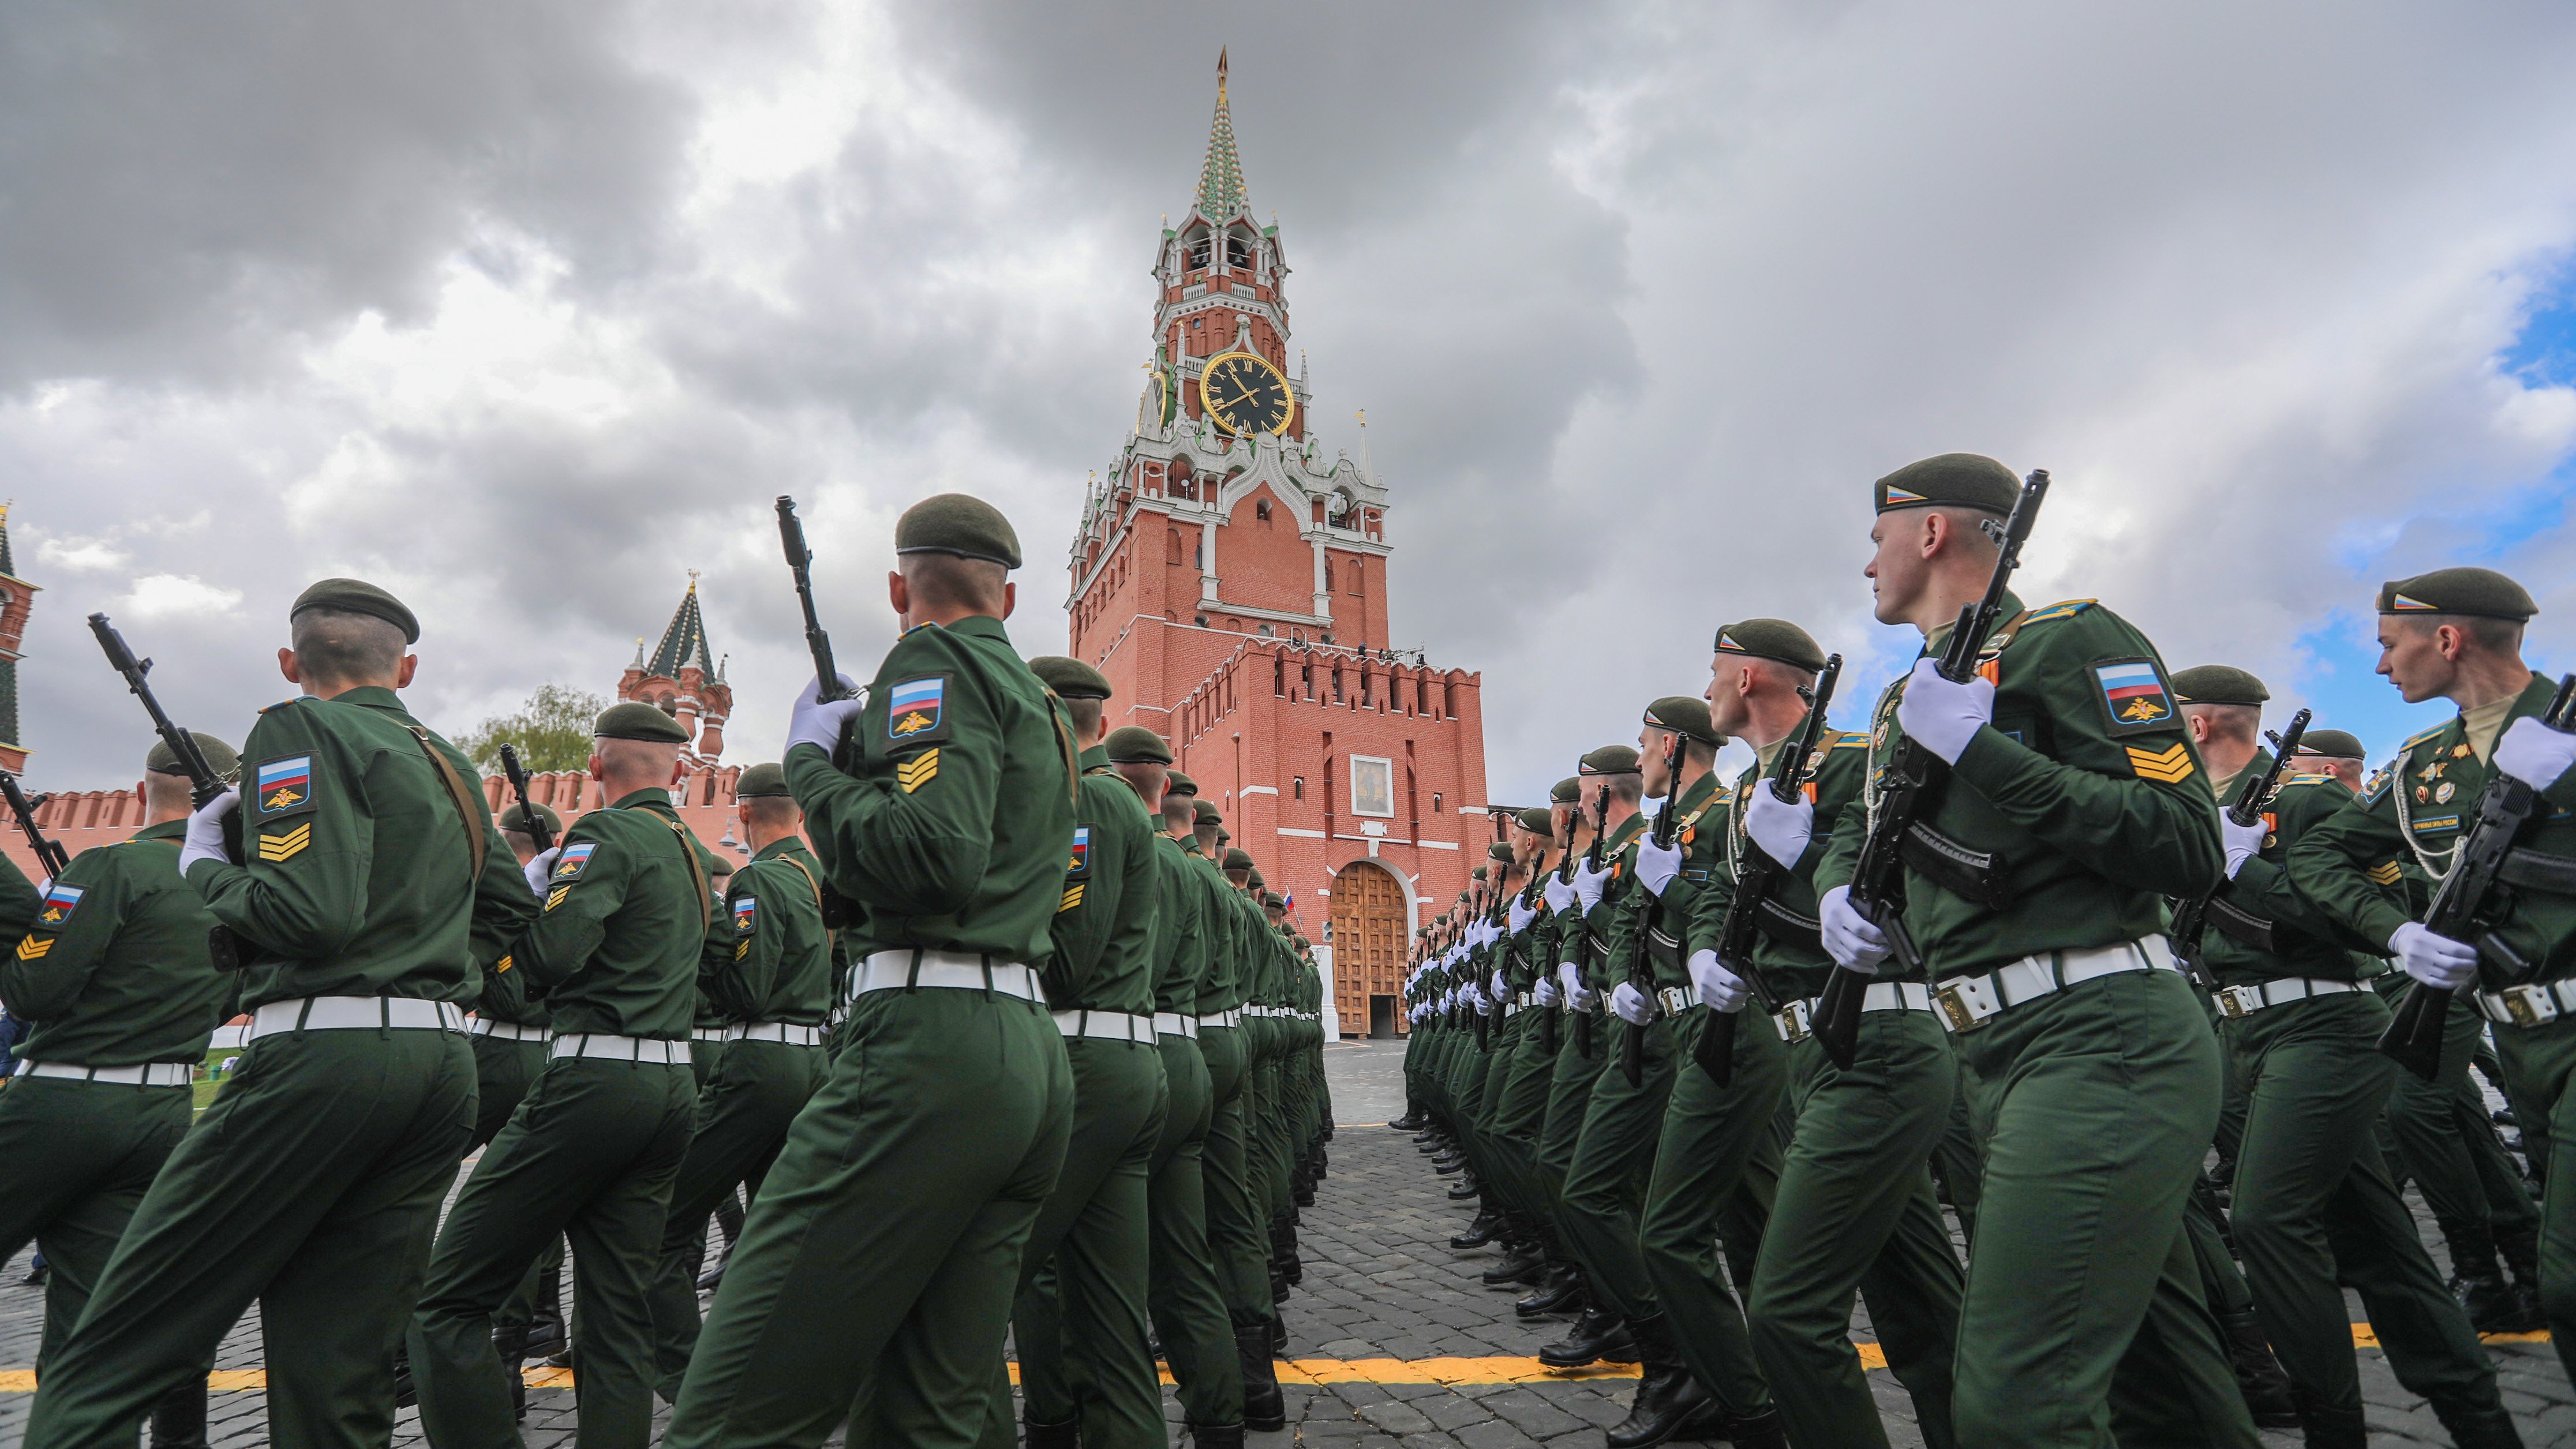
1199,351,1296,437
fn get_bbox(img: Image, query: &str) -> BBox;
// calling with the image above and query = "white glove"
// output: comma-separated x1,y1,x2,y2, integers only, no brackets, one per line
1572,855,1612,913
786,673,867,760
1477,919,1500,949
1491,969,1509,1001
1508,897,1536,934
1558,961,1596,1011
1634,835,1683,898
1819,885,1888,974
1466,983,1487,1013
1542,874,1576,913
2389,922,2478,991
1611,980,1654,1026
2220,814,2268,879
523,845,563,900
2494,717,2576,792
1743,785,1814,870
1689,948,1750,1013
1534,976,1562,1009
178,787,240,875
1894,658,1995,766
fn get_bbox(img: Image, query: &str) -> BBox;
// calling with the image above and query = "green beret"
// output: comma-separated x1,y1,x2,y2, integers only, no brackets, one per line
1192,799,1222,824
1263,892,1285,909
1470,865,1489,882
735,762,792,797
1642,695,1718,746
1714,618,1827,675
1487,843,1514,863
1164,769,1197,797
291,578,420,645
1581,745,1641,776
1551,776,1582,805
897,493,1022,569
2378,567,2537,622
1245,868,1265,890
2170,666,2268,707
1875,454,2019,515
1222,848,1255,871
144,731,239,781
1103,726,1172,763
1029,656,1113,701
1515,805,1555,837
594,701,691,743
499,801,564,836
2296,729,2368,761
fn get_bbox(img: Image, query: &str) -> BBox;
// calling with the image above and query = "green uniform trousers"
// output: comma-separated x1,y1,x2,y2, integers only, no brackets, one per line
412,1057,699,1449
1533,1010,1609,1211
467,1032,560,1334
0,1077,195,1372
1638,1008,1786,1420
1948,966,2257,1449
647,1038,828,1399
663,989,1072,1449
1200,1024,1273,1331
1484,1012,1561,1210
1558,1016,1679,1321
1746,1008,1961,1449
1146,1031,1246,1428
2486,1008,2576,1384
25,1027,475,1449
1259,1025,1297,1226
2223,991,2507,1420
986,1035,1169,1449
2373,978,2540,1263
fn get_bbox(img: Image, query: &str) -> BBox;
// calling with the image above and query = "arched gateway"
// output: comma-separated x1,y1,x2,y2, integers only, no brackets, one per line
1329,859,1410,1038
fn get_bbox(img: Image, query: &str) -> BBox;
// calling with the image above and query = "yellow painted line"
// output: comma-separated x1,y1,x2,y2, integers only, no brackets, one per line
0,1329,2548,1393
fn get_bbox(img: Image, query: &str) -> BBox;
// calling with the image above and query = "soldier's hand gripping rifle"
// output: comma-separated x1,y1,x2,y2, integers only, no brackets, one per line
1811,470,2049,1069
496,744,557,855
776,496,862,758
88,612,244,971
1619,733,1688,1087
1571,790,1610,1057
1530,868,1559,1056
1,772,68,878
2379,673,2576,1081
1696,655,1843,1085
2169,709,2310,990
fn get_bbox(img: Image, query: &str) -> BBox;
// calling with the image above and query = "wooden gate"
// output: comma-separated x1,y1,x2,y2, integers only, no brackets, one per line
1329,860,1410,1035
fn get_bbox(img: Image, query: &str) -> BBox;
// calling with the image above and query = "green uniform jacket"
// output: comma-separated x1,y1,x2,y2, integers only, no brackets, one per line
1813,595,2222,978
710,837,837,1024
0,855,39,939
1690,728,1870,1001
2197,750,2390,986
2287,671,2576,980
1186,851,1245,1015
787,615,1075,966
1608,773,1728,995
512,789,712,1039
190,686,536,1008
5,819,237,1066
1577,814,1647,994
1150,834,1207,1015
1044,749,1159,1014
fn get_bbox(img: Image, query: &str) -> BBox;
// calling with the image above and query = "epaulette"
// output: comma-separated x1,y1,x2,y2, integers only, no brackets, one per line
1831,736,1869,748
2021,599,2098,625
2402,721,2450,752
259,698,305,714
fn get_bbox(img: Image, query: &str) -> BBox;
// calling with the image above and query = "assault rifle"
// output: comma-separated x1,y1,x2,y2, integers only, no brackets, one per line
1529,870,1559,1056
88,612,243,971
496,744,557,855
1572,790,1610,1058
1619,734,1688,1087
2169,709,2311,991
1696,654,1843,1085
775,495,863,756
2379,673,2576,1081
1812,469,2049,1068
1,772,68,878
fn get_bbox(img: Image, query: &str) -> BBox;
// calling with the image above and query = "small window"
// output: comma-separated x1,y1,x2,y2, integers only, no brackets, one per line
1256,499,1271,522
1166,529,1183,565
1432,793,1443,814
1323,559,1334,591
1347,558,1364,596
1293,777,1305,801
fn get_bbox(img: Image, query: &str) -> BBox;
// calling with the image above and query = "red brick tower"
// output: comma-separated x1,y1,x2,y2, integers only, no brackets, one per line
617,572,732,769
0,504,37,775
1065,53,1491,1036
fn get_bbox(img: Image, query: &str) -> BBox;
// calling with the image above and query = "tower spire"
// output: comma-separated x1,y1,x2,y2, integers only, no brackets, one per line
1196,48,1248,220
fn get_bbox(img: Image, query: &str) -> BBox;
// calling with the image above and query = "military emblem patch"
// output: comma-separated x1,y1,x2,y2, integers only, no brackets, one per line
1881,483,1929,506
887,675,951,744
35,882,83,927
253,755,316,820
545,885,570,912
1059,883,1087,913
259,822,311,863
14,935,50,960
2093,658,2178,733
1066,826,1092,879
2412,814,2460,836
896,748,939,794
2125,742,2197,784
2367,860,2404,885
2388,591,2438,612
733,896,757,935
552,844,597,881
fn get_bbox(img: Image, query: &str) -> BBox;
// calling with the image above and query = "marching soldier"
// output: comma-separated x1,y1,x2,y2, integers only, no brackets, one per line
28,579,534,1449
1189,803,1286,1432
475,800,570,1404
645,762,836,1400
991,662,1170,1449
1808,456,2258,1446
2287,566,2576,1410
1,732,241,1449
1482,801,1588,1316
665,494,1077,1449
1692,619,1961,1449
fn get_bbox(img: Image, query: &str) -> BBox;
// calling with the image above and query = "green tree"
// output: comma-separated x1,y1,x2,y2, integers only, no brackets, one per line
457,684,609,773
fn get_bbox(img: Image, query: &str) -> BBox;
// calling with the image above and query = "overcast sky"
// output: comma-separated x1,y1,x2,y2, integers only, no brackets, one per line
12,1,2576,804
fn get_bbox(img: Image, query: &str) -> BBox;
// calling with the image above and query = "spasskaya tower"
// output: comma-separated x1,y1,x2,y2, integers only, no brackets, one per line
1064,50,1489,1038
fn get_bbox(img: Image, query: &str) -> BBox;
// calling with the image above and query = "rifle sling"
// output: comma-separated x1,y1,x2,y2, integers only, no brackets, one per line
1899,821,2012,910
403,726,489,884
2498,847,2576,897
2204,896,2277,953
1753,898,1824,952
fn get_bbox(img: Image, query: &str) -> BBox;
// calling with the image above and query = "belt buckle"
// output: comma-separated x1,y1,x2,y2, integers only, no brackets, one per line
1933,976,2000,1034
1775,999,1811,1043
2215,985,2255,1020
2504,985,2558,1028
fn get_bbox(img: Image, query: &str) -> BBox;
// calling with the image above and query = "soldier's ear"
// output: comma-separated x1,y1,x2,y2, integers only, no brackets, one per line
1001,581,1017,620
279,646,301,686
395,654,419,690
887,569,910,621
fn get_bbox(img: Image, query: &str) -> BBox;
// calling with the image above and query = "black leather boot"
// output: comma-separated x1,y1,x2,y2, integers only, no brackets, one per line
1236,1326,1286,1432
1516,1261,1584,1316
1481,1242,1546,1287
1189,1421,1246,1449
1447,1176,1482,1200
524,1261,568,1361
1023,1416,1079,1449
149,1382,210,1449
494,1321,531,1421
1721,1405,1788,1448
1312,1145,1328,1180
1390,1113,1422,1131
1537,1306,1635,1368
2454,1259,2536,1334
2432,1397,2527,1449
2500,1219,2548,1331
2290,1387,2367,1449
2219,1306,2300,1429
1602,1313,1708,1449
1273,1220,1302,1286
1433,1152,1467,1175
392,1347,417,1410
1451,1209,1503,1249
696,1237,734,1292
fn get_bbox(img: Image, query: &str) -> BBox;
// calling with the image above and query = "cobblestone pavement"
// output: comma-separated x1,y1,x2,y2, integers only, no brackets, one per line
2,1039,2571,1446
